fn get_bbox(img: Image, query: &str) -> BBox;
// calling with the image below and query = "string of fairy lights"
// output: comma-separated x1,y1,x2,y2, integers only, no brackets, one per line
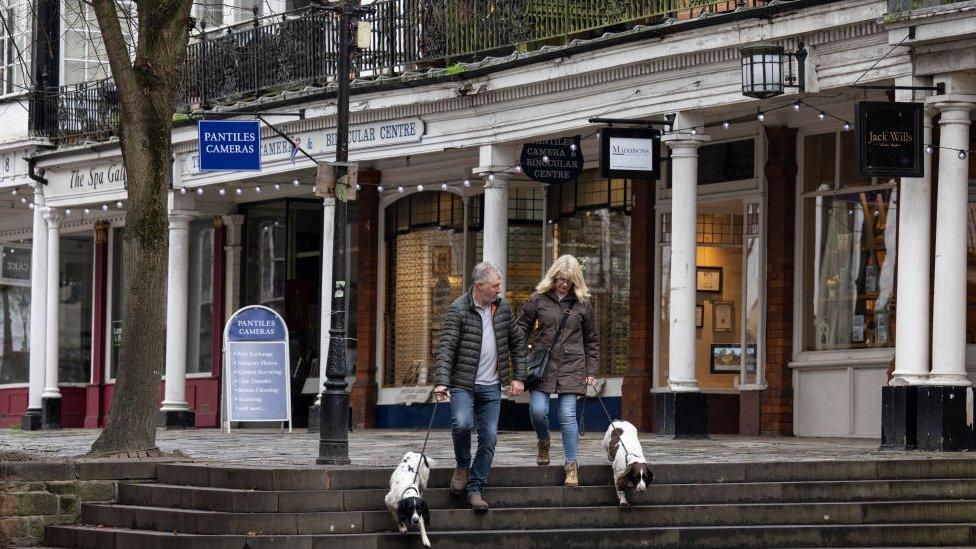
7,89,973,218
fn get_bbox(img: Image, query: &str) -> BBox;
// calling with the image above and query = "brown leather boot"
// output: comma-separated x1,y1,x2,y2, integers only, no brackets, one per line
468,492,489,512
537,438,551,466
564,461,579,487
450,467,469,495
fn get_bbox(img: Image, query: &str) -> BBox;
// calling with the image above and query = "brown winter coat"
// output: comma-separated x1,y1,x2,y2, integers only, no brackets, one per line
516,290,599,395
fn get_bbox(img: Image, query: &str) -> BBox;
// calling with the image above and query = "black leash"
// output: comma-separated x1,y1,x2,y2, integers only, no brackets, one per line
591,390,641,464
402,390,446,498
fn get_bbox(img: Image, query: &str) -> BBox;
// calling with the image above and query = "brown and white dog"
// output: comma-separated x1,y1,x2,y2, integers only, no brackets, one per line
385,452,433,547
602,420,653,506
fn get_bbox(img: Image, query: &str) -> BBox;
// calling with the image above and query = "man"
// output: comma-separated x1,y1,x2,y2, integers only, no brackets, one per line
434,261,526,512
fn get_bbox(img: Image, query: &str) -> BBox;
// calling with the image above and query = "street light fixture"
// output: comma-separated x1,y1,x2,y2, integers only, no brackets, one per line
739,43,806,99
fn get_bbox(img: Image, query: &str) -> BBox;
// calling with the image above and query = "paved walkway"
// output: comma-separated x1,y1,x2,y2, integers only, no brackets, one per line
1,427,970,467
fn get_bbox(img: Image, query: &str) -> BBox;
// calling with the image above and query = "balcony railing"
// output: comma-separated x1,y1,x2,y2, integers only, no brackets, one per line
38,0,772,143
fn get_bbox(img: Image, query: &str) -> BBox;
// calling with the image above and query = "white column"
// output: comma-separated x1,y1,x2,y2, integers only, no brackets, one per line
161,211,193,411
929,95,975,386
223,214,245,318
891,98,935,386
42,208,62,400
663,124,709,392
27,187,48,412
476,144,515,294
316,197,336,405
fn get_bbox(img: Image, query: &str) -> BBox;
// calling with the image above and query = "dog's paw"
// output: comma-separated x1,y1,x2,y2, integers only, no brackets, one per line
618,499,630,507
398,524,408,533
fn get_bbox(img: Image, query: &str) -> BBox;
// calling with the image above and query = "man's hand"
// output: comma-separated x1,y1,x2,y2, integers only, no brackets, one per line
509,380,525,396
433,385,450,402
586,376,597,386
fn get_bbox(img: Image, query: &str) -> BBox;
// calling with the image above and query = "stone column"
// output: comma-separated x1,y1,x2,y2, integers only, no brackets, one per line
928,97,973,386
41,207,62,430
160,211,195,428
918,88,976,451
22,186,47,430
658,119,709,438
881,80,935,450
475,144,515,293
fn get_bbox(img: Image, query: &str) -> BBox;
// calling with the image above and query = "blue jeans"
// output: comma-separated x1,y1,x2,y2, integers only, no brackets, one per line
450,383,501,495
529,390,579,462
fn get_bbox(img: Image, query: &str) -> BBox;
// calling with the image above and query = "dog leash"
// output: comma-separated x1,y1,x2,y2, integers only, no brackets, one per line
402,389,445,499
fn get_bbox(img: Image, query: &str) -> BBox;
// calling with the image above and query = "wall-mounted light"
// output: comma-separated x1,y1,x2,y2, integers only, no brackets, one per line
740,43,807,99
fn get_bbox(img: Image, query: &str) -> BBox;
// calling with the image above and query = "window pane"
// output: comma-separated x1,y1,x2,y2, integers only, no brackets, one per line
384,228,465,386
0,243,31,384
59,235,94,383
803,189,897,350
698,139,755,185
110,228,124,379
185,221,214,374
803,133,836,193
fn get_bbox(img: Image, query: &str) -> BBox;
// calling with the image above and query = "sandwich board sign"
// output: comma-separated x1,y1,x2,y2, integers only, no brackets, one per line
223,305,292,432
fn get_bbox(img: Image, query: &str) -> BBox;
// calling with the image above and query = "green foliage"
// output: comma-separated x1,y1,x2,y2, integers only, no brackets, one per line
445,63,467,76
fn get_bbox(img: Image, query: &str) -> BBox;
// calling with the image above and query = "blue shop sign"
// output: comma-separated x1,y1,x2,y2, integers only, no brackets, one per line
227,306,285,341
198,120,262,171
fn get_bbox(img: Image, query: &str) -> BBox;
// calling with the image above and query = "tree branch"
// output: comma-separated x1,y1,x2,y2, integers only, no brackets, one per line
91,0,138,106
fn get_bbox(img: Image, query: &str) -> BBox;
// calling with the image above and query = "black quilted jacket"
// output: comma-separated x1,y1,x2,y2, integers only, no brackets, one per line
434,290,527,390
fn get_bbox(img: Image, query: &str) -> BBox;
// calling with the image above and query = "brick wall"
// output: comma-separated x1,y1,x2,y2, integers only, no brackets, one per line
621,181,655,431
351,172,380,429
762,126,797,436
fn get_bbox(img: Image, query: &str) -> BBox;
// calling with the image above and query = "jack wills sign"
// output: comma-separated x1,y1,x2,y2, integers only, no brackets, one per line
855,101,924,178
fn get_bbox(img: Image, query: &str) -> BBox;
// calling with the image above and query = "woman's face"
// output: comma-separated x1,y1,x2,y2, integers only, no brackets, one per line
554,274,572,294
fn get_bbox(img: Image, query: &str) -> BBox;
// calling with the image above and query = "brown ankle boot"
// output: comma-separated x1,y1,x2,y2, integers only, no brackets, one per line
564,461,579,487
537,439,551,466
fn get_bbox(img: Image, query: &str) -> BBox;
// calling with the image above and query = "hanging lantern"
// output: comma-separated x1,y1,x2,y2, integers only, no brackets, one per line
740,45,785,99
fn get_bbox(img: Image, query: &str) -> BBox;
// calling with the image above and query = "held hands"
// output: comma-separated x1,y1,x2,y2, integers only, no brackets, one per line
586,376,597,386
433,385,450,402
509,380,525,396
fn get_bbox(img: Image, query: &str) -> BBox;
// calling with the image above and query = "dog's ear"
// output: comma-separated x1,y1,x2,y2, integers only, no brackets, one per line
641,464,654,483
616,464,635,491
418,498,430,523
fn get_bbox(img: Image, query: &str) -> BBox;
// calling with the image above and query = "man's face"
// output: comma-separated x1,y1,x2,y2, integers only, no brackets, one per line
476,274,501,304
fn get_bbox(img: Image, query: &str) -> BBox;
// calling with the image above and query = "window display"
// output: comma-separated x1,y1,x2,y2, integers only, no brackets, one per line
0,244,31,384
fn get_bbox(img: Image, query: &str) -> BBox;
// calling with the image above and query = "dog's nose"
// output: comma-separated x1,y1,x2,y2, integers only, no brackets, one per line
411,514,420,524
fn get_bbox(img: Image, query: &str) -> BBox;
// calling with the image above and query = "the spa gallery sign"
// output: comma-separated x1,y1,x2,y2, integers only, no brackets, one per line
855,101,924,178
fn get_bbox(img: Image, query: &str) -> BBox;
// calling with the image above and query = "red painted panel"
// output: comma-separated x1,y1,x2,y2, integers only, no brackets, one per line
187,377,220,428
0,387,28,428
59,386,87,428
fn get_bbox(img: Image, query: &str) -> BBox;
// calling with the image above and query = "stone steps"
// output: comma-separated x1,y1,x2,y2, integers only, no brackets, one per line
76,499,976,535
118,477,976,512
44,459,976,548
44,523,976,549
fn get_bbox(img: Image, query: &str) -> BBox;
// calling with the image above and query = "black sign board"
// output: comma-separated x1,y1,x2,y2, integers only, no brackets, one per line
600,127,661,180
855,101,924,178
0,246,30,287
520,135,583,185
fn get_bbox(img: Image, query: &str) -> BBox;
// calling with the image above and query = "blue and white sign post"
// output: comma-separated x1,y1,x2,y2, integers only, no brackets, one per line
223,305,292,432
198,120,262,171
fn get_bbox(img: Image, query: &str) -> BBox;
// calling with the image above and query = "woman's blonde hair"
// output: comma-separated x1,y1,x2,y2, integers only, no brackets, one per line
536,254,590,301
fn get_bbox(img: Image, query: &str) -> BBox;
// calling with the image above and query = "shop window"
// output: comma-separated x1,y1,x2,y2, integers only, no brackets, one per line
553,209,631,376
244,203,287,316
964,134,976,343
185,220,213,374
59,235,94,383
109,228,123,379
0,243,31,384
801,132,897,351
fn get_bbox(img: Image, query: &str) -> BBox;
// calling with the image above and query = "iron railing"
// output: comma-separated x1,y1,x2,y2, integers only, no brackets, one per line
886,0,969,12
38,0,772,143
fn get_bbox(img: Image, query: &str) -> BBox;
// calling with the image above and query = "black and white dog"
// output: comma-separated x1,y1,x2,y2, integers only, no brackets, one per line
602,420,654,506
385,451,433,547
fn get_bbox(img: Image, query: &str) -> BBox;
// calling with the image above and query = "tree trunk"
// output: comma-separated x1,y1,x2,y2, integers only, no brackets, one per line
88,0,194,457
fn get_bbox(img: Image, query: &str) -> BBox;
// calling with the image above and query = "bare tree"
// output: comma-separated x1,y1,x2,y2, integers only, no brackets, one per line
87,0,193,456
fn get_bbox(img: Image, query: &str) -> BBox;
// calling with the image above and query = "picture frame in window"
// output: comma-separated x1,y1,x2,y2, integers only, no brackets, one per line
696,266,722,293
695,304,704,329
710,344,741,374
713,301,734,332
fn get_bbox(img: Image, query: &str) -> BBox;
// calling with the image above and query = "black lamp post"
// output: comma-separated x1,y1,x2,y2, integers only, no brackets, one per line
317,0,356,466
740,43,807,99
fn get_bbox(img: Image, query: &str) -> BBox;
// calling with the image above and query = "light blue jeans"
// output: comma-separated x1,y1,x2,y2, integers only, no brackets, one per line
529,390,579,463
449,383,501,495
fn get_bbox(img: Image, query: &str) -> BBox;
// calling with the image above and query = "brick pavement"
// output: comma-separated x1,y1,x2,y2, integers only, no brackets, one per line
1,428,968,467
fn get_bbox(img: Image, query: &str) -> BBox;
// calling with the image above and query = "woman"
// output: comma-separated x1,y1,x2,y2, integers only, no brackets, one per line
516,254,599,487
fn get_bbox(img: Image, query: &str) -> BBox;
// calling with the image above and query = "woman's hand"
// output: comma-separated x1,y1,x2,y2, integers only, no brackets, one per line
586,376,596,386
